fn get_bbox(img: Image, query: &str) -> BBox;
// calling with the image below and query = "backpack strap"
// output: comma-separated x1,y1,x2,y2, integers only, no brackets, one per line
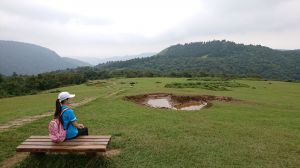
60,107,71,130
60,108,69,116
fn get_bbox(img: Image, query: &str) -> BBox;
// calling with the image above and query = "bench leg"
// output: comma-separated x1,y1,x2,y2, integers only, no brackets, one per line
85,152,97,156
30,152,46,157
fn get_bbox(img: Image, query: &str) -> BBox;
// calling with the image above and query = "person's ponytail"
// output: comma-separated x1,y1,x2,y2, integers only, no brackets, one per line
54,99,61,119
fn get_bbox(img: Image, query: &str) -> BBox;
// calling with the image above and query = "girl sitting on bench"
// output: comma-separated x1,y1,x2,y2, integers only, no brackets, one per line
54,92,88,139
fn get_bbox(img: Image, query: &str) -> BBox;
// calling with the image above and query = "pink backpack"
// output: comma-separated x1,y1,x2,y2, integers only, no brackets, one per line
48,108,69,143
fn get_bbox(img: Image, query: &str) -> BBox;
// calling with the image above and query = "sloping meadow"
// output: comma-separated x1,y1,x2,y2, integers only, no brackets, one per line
1,77,300,167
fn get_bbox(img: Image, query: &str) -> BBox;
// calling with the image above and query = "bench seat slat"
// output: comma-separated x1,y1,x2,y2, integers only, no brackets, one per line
29,135,111,139
25,139,110,142
21,141,108,146
16,145,107,152
17,135,111,153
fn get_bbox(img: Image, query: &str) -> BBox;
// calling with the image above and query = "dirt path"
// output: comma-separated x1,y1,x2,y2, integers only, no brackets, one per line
104,89,126,98
0,113,53,132
0,97,98,133
69,97,98,107
0,153,28,168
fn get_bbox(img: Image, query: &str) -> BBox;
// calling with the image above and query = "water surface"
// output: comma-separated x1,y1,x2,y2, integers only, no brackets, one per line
146,97,207,110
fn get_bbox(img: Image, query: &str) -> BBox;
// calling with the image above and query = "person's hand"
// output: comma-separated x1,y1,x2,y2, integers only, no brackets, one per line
77,124,84,129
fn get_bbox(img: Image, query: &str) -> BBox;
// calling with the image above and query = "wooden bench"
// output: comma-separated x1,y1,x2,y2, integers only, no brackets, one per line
16,135,111,154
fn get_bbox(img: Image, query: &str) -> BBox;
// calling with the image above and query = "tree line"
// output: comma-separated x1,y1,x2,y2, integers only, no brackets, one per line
0,67,248,98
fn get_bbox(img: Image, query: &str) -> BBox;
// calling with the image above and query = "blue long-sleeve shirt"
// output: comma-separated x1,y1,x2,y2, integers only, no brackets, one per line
61,105,78,139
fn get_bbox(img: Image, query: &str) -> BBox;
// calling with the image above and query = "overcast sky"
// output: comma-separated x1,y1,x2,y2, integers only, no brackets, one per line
1,0,300,58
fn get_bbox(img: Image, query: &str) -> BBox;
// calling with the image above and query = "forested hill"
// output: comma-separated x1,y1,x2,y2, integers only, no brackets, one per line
0,40,90,75
96,40,300,81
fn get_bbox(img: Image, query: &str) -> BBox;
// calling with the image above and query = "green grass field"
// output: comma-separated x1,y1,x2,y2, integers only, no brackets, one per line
0,77,300,168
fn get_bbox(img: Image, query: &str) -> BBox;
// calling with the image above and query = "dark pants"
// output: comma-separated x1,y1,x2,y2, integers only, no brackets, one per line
77,127,89,137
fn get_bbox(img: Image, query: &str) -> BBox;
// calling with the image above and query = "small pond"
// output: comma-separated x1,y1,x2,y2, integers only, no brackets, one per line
145,96,207,110
125,93,236,111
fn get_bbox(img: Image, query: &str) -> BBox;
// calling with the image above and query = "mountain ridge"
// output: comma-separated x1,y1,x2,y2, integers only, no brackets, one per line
96,40,300,81
0,40,90,75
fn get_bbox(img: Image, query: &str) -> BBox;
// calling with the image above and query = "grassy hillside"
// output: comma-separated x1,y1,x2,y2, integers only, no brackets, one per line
0,41,90,75
96,40,300,81
0,78,300,167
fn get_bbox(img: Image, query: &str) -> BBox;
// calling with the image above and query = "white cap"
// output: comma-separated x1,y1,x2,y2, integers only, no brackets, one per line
58,92,75,102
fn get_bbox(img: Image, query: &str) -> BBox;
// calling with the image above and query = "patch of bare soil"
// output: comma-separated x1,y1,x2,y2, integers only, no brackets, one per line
125,93,240,110
103,149,121,158
104,89,126,98
0,113,52,132
70,97,97,107
0,153,28,168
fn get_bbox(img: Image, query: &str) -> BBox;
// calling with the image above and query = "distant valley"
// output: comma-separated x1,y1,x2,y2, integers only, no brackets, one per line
74,52,156,65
